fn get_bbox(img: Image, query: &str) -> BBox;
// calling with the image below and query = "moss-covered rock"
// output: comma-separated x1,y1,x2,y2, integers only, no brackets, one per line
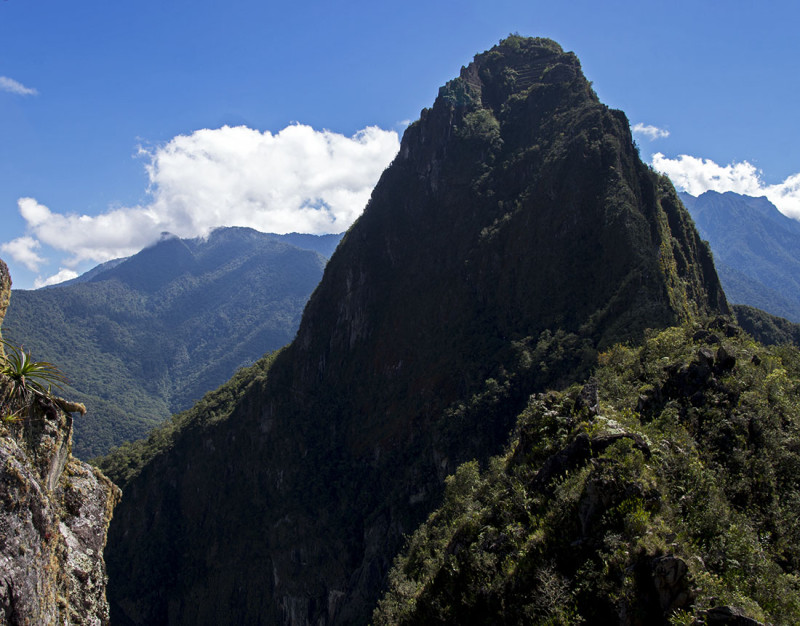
376,320,800,625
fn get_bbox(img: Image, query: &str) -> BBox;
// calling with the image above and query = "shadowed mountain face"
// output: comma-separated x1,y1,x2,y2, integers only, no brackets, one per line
104,36,727,625
3,228,341,458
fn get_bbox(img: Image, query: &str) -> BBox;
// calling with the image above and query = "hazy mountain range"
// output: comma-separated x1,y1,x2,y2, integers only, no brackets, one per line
681,190,800,323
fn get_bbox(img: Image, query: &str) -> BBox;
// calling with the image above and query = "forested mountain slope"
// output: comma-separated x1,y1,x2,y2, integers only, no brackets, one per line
376,319,800,625
4,228,341,457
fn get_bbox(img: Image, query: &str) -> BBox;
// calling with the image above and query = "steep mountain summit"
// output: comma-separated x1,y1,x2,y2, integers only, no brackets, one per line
290,36,725,407
0,259,120,623
105,36,728,624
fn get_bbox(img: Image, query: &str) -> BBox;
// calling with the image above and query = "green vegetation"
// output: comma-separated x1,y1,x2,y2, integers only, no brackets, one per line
734,304,800,347
4,228,335,458
96,350,278,488
0,338,67,401
0,338,70,424
375,319,800,624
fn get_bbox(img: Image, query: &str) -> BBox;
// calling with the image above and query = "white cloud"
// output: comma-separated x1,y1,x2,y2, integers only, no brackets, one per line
16,197,167,266
632,123,669,141
0,76,38,96
652,153,800,219
34,268,79,289
7,124,400,268
0,236,46,271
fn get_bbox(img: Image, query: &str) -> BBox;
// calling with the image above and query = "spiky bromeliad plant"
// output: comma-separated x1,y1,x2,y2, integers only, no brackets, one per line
1,339,68,421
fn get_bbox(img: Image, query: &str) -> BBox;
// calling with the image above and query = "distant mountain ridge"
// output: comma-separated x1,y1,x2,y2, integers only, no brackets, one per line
4,227,342,458
680,190,800,322
53,229,342,288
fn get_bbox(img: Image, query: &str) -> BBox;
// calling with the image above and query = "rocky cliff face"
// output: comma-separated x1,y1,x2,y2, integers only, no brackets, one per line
0,261,10,357
0,259,121,625
105,37,728,624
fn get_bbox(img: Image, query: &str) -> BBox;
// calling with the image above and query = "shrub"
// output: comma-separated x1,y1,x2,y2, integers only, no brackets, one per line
0,338,68,410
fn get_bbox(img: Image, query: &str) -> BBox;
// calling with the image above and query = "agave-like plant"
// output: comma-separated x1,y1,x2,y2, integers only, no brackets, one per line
0,338,68,405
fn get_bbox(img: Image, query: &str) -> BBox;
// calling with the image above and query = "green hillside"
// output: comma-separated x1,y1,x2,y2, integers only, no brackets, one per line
3,228,340,458
376,319,800,625
681,191,800,322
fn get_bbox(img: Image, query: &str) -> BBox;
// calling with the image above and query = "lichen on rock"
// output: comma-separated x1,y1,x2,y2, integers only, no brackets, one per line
0,260,9,360
0,258,121,625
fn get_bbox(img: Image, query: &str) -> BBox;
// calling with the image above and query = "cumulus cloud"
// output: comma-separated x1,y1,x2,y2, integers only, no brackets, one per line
7,124,400,269
16,197,170,265
0,236,46,271
142,124,399,236
34,268,79,289
0,76,38,96
632,123,669,141
652,153,800,219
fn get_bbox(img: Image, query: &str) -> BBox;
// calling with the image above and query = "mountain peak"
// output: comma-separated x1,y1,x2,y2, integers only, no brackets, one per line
441,36,580,106
0,257,120,623
105,37,729,624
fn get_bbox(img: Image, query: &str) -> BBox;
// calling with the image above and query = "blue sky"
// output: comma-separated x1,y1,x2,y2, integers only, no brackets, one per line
1,0,799,289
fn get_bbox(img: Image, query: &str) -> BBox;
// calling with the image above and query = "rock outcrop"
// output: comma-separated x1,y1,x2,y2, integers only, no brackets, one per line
0,260,10,357
0,258,120,625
